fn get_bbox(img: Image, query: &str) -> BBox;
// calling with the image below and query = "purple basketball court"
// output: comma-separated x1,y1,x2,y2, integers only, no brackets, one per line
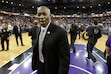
9,44,108,74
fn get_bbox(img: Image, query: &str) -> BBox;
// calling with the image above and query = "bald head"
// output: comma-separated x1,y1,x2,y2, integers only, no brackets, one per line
37,6,51,27
37,6,51,14
2,23,7,29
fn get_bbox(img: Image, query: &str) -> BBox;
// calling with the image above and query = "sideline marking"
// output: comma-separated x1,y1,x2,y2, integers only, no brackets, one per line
93,51,106,62
70,64,92,74
30,70,37,74
9,53,32,74
0,47,31,68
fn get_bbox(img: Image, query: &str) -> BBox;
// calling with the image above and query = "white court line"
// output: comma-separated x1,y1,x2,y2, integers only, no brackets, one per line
30,64,92,74
8,44,106,74
71,44,106,63
8,63,19,71
83,44,106,63
9,53,32,74
70,64,92,74
93,51,106,63
30,70,37,74
0,47,31,68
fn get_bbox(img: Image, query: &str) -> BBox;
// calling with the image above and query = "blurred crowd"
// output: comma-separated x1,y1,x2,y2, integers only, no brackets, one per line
52,16,111,35
0,13,36,33
0,13,111,35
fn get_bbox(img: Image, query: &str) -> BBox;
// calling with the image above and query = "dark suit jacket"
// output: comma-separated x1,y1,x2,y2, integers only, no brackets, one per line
32,23,70,74
88,26,102,45
0,29,10,39
13,25,22,35
69,25,78,39
28,26,38,40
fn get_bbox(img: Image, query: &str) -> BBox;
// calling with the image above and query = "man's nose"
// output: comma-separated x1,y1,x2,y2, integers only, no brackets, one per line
39,14,44,19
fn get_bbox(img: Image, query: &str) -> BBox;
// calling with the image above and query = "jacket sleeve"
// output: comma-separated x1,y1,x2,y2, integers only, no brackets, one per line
58,30,70,74
32,44,38,71
88,27,93,37
28,28,32,36
97,29,102,38
13,26,15,34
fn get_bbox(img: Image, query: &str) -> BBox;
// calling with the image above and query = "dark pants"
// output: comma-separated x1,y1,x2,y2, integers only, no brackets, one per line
87,43,97,62
38,61,45,74
70,35,77,53
15,33,23,45
77,31,81,39
104,50,106,59
107,55,111,74
1,38,9,50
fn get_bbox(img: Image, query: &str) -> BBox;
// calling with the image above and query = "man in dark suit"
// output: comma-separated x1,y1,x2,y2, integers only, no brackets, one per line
0,23,10,51
69,24,78,53
32,6,70,74
28,20,39,47
13,21,24,46
86,20,102,66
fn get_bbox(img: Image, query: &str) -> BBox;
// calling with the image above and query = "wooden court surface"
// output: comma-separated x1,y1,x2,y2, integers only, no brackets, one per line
0,33,31,67
0,32,108,67
68,33,108,52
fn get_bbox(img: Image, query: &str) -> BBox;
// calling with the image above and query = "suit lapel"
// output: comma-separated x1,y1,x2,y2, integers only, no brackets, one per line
36,27,41,40
43,24,52,45
43,30,51,45
33,27,40,47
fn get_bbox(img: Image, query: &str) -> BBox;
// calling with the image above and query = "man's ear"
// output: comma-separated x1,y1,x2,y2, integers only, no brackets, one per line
35,14,38,18
51,14,53,17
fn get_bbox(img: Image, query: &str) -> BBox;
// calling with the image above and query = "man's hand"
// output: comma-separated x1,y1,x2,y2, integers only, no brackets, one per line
106,53,110,59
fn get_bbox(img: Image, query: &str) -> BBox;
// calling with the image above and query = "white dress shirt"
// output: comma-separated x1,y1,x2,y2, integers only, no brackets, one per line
17,25,20,33
38,22,50,63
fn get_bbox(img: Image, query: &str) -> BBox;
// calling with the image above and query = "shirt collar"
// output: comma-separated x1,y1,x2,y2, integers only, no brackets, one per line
41,21,51,31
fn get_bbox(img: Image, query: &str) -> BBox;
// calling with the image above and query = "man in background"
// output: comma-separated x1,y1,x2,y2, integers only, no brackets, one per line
69,24,78,53
86,20,102,66
13,21,24,46
0,23,10,51
28,20,39,47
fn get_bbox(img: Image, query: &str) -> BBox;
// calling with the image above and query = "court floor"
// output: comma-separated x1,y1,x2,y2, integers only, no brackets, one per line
0,33,32,67
0,32,108,74
9,44,108,74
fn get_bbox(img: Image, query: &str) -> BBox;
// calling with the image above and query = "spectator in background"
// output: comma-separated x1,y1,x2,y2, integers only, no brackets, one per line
0,23,10,51
7,23,13,34
69,24,78,53
86,20,102,66
108,24,111,35
13,21,25,46
53,20,60,26
0,20,2,31
78,24,81,39
28,20,39,47
105,35,111,74
0,25,2,31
